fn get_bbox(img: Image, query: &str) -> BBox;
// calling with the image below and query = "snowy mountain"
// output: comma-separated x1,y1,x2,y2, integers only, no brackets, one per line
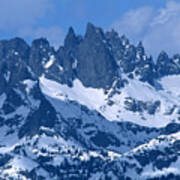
0,23,180,179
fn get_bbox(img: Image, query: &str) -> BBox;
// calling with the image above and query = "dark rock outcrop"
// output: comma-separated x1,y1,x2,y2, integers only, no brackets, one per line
76,23,118,89
156,51,180,77
29,38,56,76
0,38,33,93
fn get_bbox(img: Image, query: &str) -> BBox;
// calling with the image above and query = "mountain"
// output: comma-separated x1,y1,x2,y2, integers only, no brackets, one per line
0,23,180,179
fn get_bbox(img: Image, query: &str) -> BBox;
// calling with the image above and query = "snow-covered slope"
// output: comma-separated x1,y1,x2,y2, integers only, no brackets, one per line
1,73,180,179
40,75,180,128
1,23,180,179
1,127,180,180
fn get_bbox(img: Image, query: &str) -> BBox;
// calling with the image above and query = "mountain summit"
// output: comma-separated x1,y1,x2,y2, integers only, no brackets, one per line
0,23,180,179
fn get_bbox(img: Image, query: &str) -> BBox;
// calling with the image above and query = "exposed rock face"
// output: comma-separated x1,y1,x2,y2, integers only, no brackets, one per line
1,23,180,179
1,23,180,91
29,38,56,76
0,38,33,94
18,85,57,138
0,38,30,62
56,27,80,86
106,31,136,73
106,32,156,84
76,23,118,89
156,51,180,77
64,27,81,53
134,44,156,85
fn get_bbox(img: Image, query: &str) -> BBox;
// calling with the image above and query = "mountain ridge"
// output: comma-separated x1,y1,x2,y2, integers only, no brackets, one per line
1,23,180,90
0,23,180,179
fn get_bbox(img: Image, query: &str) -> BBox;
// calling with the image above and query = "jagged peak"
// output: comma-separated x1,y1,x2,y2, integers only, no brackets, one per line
65,27,76,41
9,37,29,46
120,34,128,40
149,55,154,62
0,37,30,61
136,41,145,55
173,53,180,59
159,50,168,57
0,37,29,50
68,26,75,36
85,22,104,40
106,29,119,38
31,38,50,49
86,22,96,32
64,26,79,50
137,41,143,48
1,23,180,88
120,34,129,46
157,51,169,62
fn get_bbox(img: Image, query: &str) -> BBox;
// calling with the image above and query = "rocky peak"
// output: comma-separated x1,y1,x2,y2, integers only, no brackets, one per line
31,38,50,50
156,51,173,77
106,29,119,40
156,51,180,77
105,32,136,74
56,28,79,86
132,42,156,84
135,56,156,85
136,41,145,57
1,23,180,179
120,34,129,46
172,54,180,67
157,51,169,63
64,27,79,52
0,37,30,62
105,30,125,61
173,54,180,60
56,46,76,86
76,23,118,89
2,23,180,91
85,23,105,42
29,38,55,76
0,38,33,94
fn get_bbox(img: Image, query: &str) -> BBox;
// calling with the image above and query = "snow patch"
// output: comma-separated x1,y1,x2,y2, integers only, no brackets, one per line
40,76,106,110
58,65,64,71
72,59,78,69
44,55,55,69
4,71,11,82
40,75,180,128
0,93,6,108
143,167,180,178
23,79,37,93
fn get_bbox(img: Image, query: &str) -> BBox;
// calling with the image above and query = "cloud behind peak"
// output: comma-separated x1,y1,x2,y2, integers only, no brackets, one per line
111,1,180,58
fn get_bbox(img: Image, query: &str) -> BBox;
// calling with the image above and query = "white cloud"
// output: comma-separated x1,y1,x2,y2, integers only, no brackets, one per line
0,0,65,48
111,1,180,58
18,26,65,49
0,0,53,32
144,1,180,57
151,1,180,26
111,7,154,42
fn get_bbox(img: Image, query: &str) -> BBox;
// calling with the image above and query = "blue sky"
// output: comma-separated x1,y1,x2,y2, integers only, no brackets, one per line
0,0,179,58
